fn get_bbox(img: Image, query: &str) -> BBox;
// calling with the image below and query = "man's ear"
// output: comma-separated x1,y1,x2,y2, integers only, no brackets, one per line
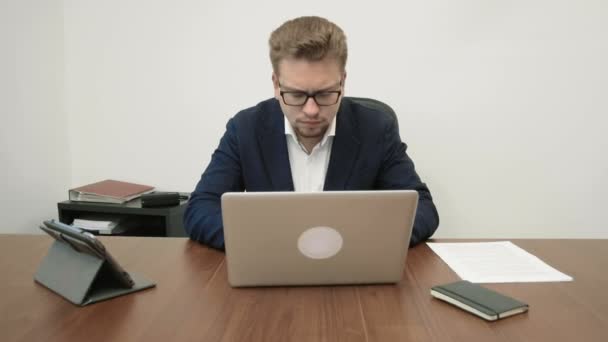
342,71,347,88
272,73,281,99
272,73,279,88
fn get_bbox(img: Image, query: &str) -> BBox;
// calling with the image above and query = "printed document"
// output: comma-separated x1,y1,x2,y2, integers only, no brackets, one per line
426,241,573,283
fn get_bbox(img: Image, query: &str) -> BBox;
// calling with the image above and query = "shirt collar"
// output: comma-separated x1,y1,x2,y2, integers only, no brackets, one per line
284,114,337,149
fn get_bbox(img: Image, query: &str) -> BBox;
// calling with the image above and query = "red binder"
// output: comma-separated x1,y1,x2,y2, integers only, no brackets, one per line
69,179,154,204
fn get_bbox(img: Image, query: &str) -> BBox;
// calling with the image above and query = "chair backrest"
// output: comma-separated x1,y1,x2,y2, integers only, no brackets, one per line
346,97,398,130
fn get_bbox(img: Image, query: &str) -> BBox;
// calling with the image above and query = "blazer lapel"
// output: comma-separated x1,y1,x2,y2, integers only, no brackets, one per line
324,101,361,190
257,100,294,191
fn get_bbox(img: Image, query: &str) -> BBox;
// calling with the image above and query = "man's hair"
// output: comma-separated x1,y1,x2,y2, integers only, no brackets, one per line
269,16,348,75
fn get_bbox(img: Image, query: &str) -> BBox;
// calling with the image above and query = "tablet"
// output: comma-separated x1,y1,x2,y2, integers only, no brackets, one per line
40,219,135,288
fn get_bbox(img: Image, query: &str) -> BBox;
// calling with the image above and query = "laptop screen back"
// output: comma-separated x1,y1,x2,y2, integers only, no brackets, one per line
221,190,418,287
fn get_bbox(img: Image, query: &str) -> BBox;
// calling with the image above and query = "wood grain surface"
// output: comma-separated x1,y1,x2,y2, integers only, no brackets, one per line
0,235,606,342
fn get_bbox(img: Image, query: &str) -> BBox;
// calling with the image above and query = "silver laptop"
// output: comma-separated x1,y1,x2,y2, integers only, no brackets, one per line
221,190,418,287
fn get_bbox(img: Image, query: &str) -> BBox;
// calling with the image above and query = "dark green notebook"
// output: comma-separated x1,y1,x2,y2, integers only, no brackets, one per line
431,280,529,321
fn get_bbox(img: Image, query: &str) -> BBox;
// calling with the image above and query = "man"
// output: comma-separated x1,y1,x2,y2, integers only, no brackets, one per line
184,16,439,250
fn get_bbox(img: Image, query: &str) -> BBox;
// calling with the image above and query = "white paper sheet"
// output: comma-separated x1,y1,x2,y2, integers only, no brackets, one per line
72,219,116,230
426,241,573,283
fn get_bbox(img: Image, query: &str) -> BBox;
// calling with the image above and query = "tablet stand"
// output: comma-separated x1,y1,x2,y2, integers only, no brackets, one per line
34,240,156,306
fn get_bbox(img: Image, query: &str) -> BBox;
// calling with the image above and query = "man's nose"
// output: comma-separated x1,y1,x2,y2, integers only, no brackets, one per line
302,97,320,116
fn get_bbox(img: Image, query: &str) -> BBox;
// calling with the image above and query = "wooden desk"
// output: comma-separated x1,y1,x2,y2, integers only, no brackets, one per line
0,236,606,342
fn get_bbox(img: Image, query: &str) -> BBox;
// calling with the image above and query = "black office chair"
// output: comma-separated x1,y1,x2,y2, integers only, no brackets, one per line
346,97,399,130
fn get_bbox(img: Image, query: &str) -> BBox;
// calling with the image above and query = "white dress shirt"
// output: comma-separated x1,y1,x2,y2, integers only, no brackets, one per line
284,115,337,192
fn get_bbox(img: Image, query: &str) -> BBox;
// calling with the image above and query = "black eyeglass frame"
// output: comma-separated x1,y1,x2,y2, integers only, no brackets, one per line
278,82,343,107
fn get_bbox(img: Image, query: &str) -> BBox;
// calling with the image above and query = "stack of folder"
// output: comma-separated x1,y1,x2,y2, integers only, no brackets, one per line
71,218,127,235
69,179,154,204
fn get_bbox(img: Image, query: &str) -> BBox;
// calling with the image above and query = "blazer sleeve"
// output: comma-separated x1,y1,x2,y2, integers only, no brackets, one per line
375,117,440,247
183,118,243,250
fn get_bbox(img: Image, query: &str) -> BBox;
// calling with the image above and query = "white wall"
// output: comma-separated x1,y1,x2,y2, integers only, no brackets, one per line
3,1,607,238
0,0,71,234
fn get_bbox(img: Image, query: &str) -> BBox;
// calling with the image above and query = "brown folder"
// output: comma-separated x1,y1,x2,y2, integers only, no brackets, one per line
69,179,154,204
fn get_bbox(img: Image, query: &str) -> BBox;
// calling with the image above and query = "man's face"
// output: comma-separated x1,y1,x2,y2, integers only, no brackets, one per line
273,58,345,143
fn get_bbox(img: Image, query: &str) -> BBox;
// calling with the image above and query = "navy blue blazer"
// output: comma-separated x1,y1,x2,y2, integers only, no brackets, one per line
184,98,439,249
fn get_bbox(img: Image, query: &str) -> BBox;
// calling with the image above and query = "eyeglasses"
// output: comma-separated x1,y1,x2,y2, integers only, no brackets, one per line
279,82,342,106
